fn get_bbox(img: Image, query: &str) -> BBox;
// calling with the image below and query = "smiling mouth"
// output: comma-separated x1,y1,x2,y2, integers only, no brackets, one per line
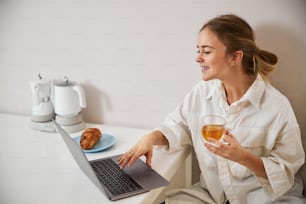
201,66,209,72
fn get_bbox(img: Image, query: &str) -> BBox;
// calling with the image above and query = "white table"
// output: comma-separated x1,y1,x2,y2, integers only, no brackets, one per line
0,113,191,204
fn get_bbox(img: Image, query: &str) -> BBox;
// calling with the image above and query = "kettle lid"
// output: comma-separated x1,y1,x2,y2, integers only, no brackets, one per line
54,76,76,87
31,73,51,85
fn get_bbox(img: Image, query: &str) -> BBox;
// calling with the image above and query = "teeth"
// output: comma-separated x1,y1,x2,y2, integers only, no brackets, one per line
201,66,209,71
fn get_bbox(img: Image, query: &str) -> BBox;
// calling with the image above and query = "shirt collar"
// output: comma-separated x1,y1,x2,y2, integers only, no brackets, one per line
205,75,266,108
241,74,266,108
205,79,223,100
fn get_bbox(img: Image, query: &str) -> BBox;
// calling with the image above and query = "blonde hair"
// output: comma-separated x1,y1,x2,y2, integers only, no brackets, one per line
200,14,277,81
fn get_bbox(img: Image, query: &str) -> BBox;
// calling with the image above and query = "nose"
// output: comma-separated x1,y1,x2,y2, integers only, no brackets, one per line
196,53,204,63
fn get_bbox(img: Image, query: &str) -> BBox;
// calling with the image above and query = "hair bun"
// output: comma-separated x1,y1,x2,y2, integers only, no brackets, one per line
258,49,278,65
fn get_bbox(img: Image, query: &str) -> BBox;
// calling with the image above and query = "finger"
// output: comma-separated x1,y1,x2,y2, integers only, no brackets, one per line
128,154,140,167
221,136,231,145
117,150,133,168
145,150,153,167
204,142,219,154
207,138,221,148
118,159,126,169
204,139,220,149
222,131,233,144
117,150,130,163
117,153,126,164
205,139,230,155
225,129,234,137
117,156,128,169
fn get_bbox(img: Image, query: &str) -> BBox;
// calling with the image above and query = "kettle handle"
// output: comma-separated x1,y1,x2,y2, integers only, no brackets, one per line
72,85,87,108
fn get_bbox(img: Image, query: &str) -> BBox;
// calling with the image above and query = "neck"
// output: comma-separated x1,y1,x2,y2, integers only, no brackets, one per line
222,75,255,105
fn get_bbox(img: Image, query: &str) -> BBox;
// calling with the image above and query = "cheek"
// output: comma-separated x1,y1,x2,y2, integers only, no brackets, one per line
212,56,230,69
209,57,224,68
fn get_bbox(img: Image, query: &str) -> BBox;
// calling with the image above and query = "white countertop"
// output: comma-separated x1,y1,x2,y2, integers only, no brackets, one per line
0,113,191,204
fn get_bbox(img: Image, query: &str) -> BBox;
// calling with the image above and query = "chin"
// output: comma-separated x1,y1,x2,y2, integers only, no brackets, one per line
201,75,211,81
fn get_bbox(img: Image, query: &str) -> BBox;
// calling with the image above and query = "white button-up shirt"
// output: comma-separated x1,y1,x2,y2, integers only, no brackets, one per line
158,75,305,204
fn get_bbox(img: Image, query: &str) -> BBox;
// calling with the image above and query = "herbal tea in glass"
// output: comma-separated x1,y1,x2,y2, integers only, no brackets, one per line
200,115,225,142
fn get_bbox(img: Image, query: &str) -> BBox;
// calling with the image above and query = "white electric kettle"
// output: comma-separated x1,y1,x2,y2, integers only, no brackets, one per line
53,77,87,117
30,75,54,122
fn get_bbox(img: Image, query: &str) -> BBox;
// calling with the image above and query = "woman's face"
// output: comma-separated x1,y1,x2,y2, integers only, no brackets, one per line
196,28,232,81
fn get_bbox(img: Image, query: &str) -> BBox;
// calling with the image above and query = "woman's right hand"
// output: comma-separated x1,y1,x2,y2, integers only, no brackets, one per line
117,130,169,169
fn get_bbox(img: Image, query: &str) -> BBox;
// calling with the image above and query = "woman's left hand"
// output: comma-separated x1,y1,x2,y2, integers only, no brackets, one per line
204,130,245,163
205,129,268,179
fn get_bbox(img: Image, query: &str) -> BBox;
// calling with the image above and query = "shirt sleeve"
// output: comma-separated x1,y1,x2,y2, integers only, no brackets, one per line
155,83,204,153
157,103,192,153
259,123,305,199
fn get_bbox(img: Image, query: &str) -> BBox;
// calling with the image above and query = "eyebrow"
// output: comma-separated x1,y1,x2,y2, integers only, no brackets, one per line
196,45,214,49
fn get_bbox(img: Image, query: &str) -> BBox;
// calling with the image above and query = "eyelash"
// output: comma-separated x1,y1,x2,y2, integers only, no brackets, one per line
197,51,211,54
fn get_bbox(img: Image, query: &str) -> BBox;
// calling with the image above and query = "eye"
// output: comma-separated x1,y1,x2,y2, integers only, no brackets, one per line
197,49,211,54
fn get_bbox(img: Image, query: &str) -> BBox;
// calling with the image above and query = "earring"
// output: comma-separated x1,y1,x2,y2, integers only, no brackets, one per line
252,55,256,73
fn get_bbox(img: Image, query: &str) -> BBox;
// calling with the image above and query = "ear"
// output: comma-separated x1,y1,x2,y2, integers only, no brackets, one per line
228,50,243,66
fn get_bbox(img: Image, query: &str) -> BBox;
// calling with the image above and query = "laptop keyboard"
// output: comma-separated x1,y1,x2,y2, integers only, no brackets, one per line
91,158,143,196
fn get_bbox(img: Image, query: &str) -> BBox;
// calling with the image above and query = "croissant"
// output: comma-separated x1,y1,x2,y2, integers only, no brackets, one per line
80,128,102,150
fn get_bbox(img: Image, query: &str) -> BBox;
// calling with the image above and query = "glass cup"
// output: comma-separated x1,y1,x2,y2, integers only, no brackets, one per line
200,115,226,144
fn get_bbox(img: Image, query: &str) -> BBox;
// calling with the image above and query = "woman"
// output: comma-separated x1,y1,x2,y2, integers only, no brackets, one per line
118,14,305,204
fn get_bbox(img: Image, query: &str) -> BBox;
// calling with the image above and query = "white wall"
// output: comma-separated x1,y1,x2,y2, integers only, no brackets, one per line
0,0,305,132
1,0,306,195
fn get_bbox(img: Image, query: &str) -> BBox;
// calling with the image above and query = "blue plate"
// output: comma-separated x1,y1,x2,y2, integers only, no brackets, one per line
73,133,116,153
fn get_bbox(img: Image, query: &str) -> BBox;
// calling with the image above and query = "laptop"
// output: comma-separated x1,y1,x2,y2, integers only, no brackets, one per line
53,121,169,201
